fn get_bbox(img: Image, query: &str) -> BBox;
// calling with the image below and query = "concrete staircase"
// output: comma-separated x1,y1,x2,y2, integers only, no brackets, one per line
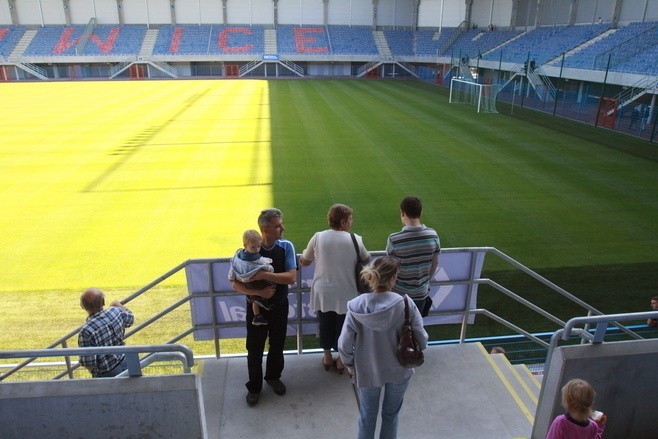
264,28,277,54
199,342,539,439
140,28,159,58
8,29,37,60
373,30,391,58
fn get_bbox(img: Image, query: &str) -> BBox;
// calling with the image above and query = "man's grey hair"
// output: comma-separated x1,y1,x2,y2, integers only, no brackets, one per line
258,208,282,229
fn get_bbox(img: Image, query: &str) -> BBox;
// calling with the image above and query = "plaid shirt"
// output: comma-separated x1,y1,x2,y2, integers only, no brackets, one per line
78,306,134,375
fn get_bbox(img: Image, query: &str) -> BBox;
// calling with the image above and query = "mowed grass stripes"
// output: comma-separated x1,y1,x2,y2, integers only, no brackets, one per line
267,79,657,327
0,80,273,293
0,79,656,351
269,80,656,267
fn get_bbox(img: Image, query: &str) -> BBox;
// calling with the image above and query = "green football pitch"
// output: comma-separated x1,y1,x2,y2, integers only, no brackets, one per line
1,78,656,351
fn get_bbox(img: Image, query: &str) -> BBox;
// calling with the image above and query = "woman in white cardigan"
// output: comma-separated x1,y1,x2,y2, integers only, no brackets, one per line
338,256,428,439
300,204,370,373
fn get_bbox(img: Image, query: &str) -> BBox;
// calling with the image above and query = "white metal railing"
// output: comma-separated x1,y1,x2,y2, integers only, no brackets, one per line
616,75,657,109
279,57,304,76
527,67,556,101
0,344,194,380
437,21,468,56
396,61,418,78
1,247,649,381
75,18,97,56
15,62,47,79
239,59,262,76
149,60,178,78
108,59,135,78
357,59,384,77
544,311,658,376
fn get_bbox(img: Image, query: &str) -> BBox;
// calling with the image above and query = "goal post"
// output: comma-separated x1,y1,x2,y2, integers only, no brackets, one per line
449,78,499,113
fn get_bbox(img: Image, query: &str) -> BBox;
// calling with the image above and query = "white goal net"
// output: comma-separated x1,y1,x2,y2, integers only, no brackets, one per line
449,78,499,113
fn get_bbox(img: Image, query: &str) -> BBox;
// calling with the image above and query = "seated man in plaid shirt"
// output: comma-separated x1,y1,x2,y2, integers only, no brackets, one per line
78,288,135,378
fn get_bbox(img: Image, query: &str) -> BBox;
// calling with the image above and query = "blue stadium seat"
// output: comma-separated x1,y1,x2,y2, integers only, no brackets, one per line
153,25,213,55
154,25,265,56
482,24,609,66
277,25,330,55
0,26,26,57
447,28,523,59
558,21,658,74
384,29,414,56
327,26,378,55
24,25,146,56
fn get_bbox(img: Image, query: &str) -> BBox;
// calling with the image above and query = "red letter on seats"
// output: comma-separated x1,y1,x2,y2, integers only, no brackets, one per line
218,28,253,53
294,28,328,53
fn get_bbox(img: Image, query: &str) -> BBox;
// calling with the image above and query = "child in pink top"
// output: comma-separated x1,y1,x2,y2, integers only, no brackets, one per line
546,379,607,439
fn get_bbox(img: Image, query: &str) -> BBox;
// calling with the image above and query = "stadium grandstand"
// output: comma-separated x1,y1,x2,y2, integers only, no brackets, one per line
0,0,657,140
1,1,658,438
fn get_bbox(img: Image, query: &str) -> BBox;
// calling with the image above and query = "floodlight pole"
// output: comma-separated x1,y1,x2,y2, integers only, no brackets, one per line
650,102,657,142
520,52,530,108
37,0,45,27
552,53,565,116
594,54,611,128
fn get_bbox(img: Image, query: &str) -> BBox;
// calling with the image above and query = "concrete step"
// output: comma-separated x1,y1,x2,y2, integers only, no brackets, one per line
488,349,540,415
198,342,536,439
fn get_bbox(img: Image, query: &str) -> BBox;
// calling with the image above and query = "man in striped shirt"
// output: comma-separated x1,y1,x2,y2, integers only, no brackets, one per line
386,196,440,316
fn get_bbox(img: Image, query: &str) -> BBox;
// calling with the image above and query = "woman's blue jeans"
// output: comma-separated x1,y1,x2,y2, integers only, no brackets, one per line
357,375,411,439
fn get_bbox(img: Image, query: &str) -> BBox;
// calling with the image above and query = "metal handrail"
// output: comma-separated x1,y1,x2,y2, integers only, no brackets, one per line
544,311,658,376
2,247,647,381
116,351,192,376
0,344,194,378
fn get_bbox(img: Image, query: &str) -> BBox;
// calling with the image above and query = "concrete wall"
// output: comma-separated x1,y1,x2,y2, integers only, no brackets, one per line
0,374,205,439
2,0,658,30
532,338,658,439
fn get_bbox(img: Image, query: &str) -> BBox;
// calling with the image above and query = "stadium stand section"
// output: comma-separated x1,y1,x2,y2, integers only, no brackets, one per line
556,21,658,74
23,25,146,56
619,43,658,75
0,26,26,58
2,22,655,74
482,24,610,66
153,25,213,55
276,25,330,55
208,25,265,55
383,29,414,56
326,25,378,55
445,27,523,59
152,25,264,56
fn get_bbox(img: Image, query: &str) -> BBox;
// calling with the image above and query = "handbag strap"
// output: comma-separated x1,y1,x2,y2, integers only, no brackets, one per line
350,232,360,261
403,295,411,325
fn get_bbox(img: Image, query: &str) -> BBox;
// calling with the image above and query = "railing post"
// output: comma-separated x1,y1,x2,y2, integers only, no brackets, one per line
125,352,143,377
61,340,74,379
208,261,221,359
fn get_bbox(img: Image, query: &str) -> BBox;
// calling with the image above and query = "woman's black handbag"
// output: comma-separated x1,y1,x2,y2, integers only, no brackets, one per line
397,295,425,368
350,233,370,294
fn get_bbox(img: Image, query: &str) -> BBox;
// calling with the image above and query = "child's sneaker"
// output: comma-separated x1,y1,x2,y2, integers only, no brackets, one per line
252,314,268,326
253,298,271,310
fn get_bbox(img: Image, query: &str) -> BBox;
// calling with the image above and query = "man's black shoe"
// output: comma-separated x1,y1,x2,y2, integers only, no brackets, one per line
266,379,286,395
246,392,259,406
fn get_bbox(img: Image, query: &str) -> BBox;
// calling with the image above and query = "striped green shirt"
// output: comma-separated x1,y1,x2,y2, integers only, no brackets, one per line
386,225,440,299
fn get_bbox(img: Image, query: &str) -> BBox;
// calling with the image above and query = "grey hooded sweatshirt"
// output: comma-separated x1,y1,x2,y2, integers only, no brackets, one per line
338,291,428,388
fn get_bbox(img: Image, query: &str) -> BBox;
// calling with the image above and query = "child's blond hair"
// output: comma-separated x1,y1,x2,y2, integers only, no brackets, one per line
242,229,262,246
561,379,596,417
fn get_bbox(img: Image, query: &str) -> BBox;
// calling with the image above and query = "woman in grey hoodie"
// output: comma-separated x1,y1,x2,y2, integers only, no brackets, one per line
338,256,429,439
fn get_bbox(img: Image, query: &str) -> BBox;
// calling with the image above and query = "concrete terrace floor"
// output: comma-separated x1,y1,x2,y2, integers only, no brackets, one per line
198,342,540,439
